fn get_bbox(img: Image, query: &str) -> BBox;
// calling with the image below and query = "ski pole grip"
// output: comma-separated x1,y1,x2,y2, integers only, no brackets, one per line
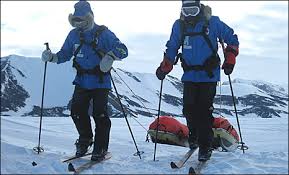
44,42,50,51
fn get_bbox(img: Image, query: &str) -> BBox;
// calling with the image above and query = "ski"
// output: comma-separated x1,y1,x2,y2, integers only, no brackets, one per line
70,152,112,174
170,148,198,169
62,152,92,163
188,160,208,175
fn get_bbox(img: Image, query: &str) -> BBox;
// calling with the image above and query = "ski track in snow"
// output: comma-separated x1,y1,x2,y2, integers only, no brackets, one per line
1,116,288,174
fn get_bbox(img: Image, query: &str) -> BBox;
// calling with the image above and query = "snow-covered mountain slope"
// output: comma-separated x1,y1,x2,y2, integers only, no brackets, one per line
1,55,288,174
1,55,288,118
1,116,288,174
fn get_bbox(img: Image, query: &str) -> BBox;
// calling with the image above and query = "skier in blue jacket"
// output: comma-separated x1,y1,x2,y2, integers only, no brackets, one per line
156,0,239,161
41,0,128,161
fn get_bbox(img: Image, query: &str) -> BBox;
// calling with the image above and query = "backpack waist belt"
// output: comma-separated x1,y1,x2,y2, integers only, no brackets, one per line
73,61,109,83
179,53,220,78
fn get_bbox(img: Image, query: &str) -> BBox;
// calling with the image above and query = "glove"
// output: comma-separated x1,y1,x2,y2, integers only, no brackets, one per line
222,45,239,75
100,51,120,72
155,55,173,80
41,50,58,63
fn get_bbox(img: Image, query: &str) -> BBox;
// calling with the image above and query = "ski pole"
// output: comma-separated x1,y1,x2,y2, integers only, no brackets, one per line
219,40,248,153
110,75,143,159
33,42,50,154
153,79,163,161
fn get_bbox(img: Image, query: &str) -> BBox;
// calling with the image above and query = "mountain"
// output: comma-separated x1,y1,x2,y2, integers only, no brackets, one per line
1,55,288,118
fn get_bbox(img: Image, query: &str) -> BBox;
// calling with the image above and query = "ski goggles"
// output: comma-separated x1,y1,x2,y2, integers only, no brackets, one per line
69,14,89,29
73,20,89,29
181,6,200,17
73,17,86,22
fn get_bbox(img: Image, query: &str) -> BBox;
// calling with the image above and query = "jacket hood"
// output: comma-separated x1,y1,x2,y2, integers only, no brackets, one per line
73,0,94,17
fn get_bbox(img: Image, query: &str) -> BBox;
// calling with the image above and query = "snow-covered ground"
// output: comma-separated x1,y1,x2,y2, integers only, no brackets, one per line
1,116,288,174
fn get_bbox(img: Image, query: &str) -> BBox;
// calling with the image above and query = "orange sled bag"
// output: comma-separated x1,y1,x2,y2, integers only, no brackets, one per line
148,116,190,147
212,116,240,151
148,116,240,152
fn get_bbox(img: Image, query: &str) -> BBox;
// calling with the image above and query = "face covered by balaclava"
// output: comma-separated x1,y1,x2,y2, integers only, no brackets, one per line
68,0,95,32
181,0,201,22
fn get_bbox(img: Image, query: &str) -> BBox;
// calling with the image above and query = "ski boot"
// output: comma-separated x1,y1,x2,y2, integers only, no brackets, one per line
91,149,107,161
198,147,212,161
189,140,199,150
75,139,93,157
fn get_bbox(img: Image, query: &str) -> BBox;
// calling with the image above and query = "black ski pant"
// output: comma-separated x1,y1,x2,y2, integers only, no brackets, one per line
70,86,111,152
182,82,217,149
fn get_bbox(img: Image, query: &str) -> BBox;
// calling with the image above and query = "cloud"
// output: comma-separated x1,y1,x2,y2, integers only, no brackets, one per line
116,33,169,74
1,1,75,57
90,1,181,37
1,1,287,85
235,6,288,59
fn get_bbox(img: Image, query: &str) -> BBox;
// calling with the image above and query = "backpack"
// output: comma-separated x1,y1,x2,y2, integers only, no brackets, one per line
72,25,109,83
175,4,220,78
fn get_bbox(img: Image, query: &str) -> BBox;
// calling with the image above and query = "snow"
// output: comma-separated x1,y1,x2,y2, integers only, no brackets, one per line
1,55,288,173
112,69,183,114
2,55,287,119
2,55,185,116
1,116,288,174
217,78,287,98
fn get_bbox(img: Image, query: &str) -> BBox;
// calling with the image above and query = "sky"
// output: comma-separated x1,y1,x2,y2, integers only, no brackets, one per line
1,1,288,85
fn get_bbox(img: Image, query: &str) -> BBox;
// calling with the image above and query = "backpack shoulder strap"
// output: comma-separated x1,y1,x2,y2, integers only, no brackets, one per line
72,31,85,63
179,19,186,50
72,26,108,70
202,19,215,51
201,18,218,55
91,25,107,47
174,19,186,65
200,4,217,54
93,25,107,40
91,25,108,58
73,24,107,58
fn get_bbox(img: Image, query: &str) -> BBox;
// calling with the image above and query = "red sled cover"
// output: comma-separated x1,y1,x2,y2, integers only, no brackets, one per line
149,116,189,138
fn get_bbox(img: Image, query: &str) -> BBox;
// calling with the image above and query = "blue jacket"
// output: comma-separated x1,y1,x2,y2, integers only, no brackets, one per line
165,16,239,82
56,24,128,89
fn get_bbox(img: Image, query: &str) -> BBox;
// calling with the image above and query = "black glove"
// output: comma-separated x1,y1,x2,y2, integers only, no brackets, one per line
222,63,234,75
156,66,167,80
